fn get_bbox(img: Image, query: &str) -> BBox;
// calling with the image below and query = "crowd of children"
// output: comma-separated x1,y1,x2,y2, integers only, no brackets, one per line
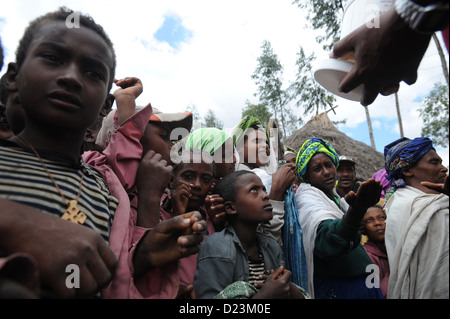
0,7,448,300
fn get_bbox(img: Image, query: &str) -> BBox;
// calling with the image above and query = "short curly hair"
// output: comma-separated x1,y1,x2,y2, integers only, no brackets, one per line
15,7,116,91
213,170,256,202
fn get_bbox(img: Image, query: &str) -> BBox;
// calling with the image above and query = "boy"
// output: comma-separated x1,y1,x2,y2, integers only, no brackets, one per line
0,8,205,299
193,170,308,299
0,7,118,298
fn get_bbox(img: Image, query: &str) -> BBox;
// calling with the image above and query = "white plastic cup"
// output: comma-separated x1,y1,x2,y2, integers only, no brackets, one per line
313,0,394,102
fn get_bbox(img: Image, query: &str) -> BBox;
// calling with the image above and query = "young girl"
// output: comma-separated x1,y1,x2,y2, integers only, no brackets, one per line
361,205,390,298
194,170,309,299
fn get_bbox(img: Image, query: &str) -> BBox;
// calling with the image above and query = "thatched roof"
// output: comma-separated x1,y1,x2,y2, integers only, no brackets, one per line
284,112,385,181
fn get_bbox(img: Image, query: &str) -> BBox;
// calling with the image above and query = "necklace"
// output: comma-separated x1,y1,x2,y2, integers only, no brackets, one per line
17,136,87,225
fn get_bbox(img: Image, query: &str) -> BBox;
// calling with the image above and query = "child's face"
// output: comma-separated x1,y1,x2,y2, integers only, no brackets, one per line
173,161,213,210
241,128,270,168
13,21,113,132
141,122,173,163
362,207,386,243
233,173,273,223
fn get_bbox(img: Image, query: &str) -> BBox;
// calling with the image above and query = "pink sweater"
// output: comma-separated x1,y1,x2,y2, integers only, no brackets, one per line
363,241,390,298
82,104,179,299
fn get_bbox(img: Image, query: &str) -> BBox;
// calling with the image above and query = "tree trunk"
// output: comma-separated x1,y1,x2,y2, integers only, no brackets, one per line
364,105,376,149
395,92,404,138
432,33,449,88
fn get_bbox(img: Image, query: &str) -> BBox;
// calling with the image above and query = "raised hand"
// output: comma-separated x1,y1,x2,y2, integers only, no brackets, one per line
113,77,143,124
136,150,173,227
204,194,227,231
344,178,382,228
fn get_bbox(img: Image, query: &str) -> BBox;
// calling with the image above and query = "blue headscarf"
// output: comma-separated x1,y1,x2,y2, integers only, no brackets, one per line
384,137,434,189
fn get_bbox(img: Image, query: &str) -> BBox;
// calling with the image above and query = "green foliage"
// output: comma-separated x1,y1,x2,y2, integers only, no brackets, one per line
251,40,295,139
289,46,336,115
202,109,224,130
242,100,272,127
418,83,449,148
293,0,344,51
251,40,284,119
186,103,201,130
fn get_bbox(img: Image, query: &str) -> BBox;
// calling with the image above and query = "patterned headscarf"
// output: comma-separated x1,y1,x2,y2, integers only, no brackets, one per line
185,127,231,156
295,137,339,181
384,137,434,189
232,116,269,147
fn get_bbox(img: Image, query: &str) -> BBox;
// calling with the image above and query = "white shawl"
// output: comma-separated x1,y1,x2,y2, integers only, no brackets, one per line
295,183,349,298
385,186,449,299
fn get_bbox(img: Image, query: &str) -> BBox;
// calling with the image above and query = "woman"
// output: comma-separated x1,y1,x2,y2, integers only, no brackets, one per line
295,137,383,299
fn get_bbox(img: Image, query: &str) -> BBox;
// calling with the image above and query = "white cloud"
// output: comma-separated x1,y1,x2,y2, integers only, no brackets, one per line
1,0,448,166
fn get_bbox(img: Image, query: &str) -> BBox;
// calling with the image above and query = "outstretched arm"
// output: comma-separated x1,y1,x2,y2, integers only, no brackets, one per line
133,211,206,279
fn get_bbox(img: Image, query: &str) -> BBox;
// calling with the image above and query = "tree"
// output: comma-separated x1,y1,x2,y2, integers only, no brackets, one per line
251,40,291,139
418,83,449,148
241,100,272,126
292,0,382,150
288,46,337,116
186,103,201,130
432,34,449,88
293,0,344,51
202,109,224,130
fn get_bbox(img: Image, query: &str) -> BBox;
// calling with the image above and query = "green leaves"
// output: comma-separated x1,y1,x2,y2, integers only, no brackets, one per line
418,82,449,148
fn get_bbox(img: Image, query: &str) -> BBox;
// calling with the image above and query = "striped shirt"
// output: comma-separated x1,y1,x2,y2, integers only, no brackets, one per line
248,254,265,286
0,141,118,242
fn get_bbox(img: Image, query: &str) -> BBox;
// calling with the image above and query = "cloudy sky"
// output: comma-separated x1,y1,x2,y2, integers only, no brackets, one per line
1,0,448,167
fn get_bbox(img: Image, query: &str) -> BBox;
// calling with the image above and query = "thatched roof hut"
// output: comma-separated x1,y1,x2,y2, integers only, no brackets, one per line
284,112,385,181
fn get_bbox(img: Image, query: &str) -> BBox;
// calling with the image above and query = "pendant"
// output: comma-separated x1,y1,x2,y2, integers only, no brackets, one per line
62,200,87,225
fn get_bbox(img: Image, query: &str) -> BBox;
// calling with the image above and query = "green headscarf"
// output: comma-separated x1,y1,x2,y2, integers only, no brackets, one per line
232,116,269,147
295,137,339,181
185,127,230,155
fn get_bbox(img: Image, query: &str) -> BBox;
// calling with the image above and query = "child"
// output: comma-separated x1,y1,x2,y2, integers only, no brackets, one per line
232,116,296,243
0,7,118,297
193,170,309,299
361,205,390,298
92,77,193,230
161,149,215,291
83,76,207,298
184,127,237,230
232,116,308,290
0,8,205,299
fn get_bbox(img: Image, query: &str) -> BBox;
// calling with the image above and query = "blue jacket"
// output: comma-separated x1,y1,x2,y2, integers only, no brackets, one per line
193,226,285,299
